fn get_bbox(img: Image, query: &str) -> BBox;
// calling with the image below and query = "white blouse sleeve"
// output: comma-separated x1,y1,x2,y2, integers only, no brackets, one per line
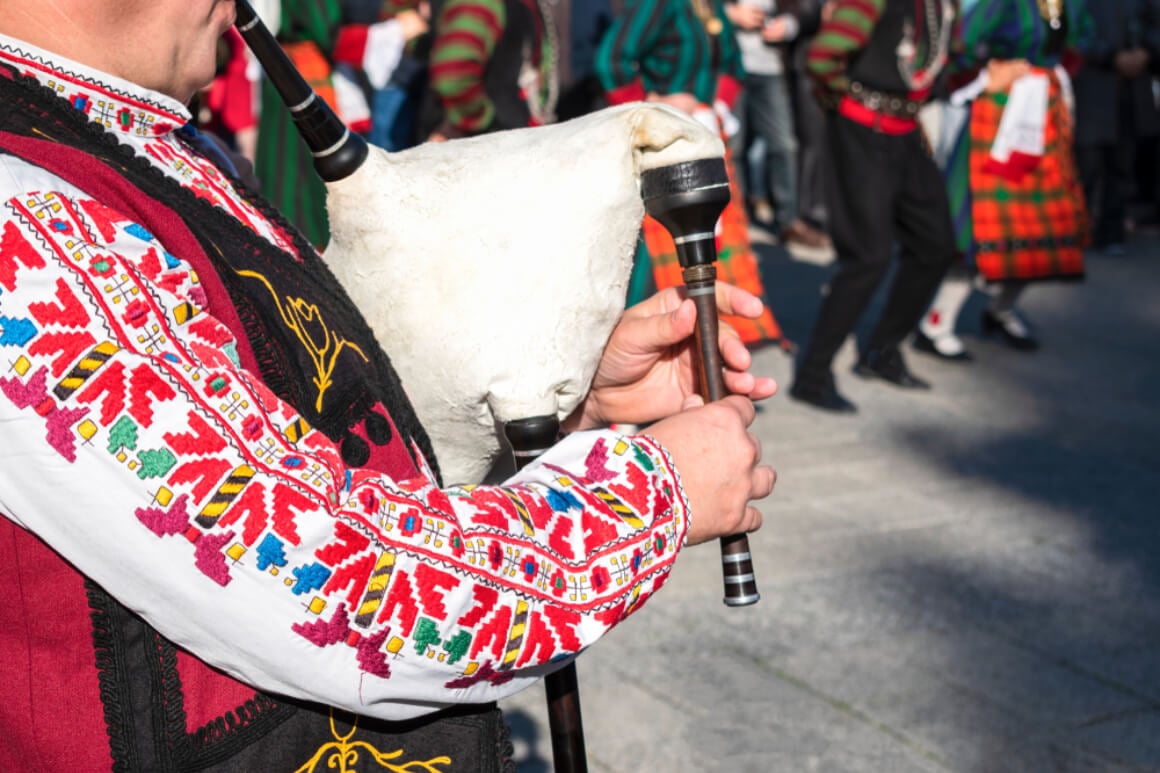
0,157,691,721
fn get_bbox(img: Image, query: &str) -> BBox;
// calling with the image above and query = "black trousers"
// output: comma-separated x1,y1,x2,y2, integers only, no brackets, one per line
796,113,956,388
791,65,830,229
1076,136,1135,248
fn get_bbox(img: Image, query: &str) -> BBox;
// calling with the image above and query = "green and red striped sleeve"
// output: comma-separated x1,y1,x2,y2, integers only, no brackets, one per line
594,0,666,104
806,0,886,96
429,0,506,134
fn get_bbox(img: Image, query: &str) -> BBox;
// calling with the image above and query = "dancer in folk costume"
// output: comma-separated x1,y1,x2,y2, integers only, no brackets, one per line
916,0,1099,358
725,0,830,249
255,0,427,247
421,0,558,139
595,0,786,348
789,0,959,412
1072,0,1160,255
0,0,776,769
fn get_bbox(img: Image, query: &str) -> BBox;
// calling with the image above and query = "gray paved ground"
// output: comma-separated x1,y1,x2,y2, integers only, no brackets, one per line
498,232,1160,772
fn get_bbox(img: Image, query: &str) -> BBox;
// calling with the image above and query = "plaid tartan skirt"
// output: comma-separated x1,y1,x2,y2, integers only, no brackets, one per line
968,68,1088,282
638,145,783,345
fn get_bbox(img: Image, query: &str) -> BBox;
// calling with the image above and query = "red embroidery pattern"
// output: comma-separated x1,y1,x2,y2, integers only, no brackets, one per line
0,39,691,703
1,183,688,699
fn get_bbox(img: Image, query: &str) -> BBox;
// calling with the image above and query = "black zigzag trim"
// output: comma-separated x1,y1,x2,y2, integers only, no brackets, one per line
147,625,297,768
86,579,143,772
86,578,299,771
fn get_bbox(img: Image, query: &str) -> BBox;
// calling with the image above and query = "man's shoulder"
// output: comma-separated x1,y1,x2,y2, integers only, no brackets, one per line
0,151,77,205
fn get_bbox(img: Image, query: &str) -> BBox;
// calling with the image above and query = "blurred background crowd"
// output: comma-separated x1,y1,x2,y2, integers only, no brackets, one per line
200,0,1160,408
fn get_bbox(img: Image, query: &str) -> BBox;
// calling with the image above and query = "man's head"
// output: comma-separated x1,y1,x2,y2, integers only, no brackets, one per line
0,0,237,103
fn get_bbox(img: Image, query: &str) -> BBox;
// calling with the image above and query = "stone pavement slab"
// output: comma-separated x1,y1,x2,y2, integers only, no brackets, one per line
500,235,1160,772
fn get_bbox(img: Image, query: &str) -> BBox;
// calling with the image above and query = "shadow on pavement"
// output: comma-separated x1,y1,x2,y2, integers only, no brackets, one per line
755,238,1160,770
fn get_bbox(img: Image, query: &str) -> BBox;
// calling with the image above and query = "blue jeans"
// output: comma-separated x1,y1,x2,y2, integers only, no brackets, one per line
368,85,416,152
734,73,799,232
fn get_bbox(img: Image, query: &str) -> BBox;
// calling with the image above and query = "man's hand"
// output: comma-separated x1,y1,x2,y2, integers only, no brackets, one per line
564,284,778,432
647,91,701,115
725,3,766,30
646,394,774,545
1115,48,1150,79
984,58,1031,93
396,8,428,41
761,14,798,43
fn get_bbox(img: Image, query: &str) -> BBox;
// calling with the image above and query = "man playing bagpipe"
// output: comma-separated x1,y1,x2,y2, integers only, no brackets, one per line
0,0,776,769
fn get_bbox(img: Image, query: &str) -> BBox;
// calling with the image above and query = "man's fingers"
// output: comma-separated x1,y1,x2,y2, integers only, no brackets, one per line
748,431,762,463
725,370,778,400
723,369,756,395
751,465,776,501
718,321,750,368
633,283,763,324
618,297,695,352
719,394,757,425
624,286,685,320
682,394,705,411
714,282,763,319
742,505,764,534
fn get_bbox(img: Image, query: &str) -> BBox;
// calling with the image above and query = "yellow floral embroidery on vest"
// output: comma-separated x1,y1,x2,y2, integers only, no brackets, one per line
294,711,452,773
237,269,369,412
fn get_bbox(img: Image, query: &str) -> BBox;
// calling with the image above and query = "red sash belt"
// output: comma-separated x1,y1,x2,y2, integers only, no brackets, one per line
838,95,919,135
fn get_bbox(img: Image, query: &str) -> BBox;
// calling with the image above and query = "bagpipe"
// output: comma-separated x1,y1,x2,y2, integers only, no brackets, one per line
232,2,760,768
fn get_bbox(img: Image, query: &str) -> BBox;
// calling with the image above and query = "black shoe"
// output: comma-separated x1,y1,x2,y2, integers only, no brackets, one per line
853,348,931,389
789,376,857,413
912,330,973,362
981,309,1039,351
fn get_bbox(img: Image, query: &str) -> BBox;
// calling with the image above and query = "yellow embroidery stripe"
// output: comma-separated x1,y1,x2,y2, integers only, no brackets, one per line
283,417,311,443
594,487,644,530
500,600,529,670
53,341,119,400
355,552,396,628
173,302,200,325
195,465,256,526
502,490,537,537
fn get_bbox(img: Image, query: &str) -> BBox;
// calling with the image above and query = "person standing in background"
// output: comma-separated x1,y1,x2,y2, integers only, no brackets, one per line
596,0,788,348
917,0,1100,357
789,0,958,412
727,0,829,250
421,0,557,140
254,0,427,247
362,0,435,152
787,0,833,242
1072,0,1160,255
556,0,617,120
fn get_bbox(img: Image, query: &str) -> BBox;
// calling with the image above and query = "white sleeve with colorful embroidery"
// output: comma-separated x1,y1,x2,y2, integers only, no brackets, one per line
0,37,690,721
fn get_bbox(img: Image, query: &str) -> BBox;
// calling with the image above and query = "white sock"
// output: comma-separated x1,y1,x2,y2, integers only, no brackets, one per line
921,275,972,339
930,331,967,356
989,307,1030,338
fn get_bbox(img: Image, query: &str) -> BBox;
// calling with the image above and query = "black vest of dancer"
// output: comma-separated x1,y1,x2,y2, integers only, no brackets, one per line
847,0,928,96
